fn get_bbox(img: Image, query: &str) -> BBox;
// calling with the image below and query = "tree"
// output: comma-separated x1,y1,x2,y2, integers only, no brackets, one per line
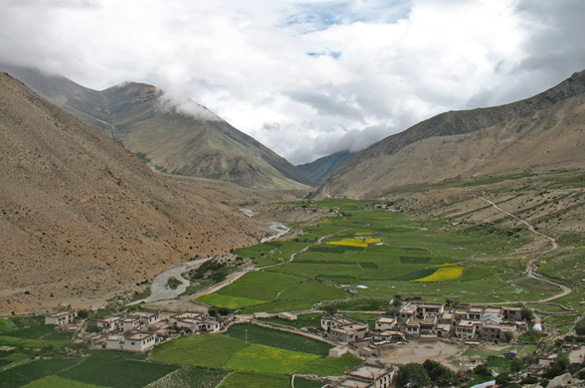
393,363,430,388
423,359,456,387
521,306,534,321
77,310,89,319
392,294,403,307
543,352,570,379
495,373,511,386
473,363,491,377
575,318,585,335
504,331,515,342
324,305,338,316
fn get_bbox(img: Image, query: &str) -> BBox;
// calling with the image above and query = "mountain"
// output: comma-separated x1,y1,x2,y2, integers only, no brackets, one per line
0,65,312,190
0,72,262,314
296,150,356,183
316,70,585,199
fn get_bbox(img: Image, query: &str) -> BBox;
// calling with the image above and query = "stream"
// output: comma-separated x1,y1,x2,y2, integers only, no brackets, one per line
261,222,290,243
128,221,290,305
128,257,211,305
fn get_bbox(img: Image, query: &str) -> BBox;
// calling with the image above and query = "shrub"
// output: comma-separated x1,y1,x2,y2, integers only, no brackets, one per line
393,363,430,388
423,359,456,387
575,318,585,335
521,306,534,321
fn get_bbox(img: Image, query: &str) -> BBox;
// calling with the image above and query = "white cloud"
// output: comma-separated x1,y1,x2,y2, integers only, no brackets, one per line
1,0,584,164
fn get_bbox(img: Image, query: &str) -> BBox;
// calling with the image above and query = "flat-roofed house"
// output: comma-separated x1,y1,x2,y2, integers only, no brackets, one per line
404,318,420,337
321,316,357,331
417,304,444,318
502,307,523,322
97,316,121,333
466,308,482,321
45,311,76,326
398,303,417,324
134,311,160,327
332,362,395,388
120,316,141,332
105,332,157,352
174,313,220,333
330,323,370,343
375,317,396,330
480,323,515,342
455,320,480,339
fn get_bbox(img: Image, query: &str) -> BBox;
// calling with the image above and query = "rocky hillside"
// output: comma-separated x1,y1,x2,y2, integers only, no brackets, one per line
0,73,262,314
1,65,311,190
317,70,585,198
297,150,355,183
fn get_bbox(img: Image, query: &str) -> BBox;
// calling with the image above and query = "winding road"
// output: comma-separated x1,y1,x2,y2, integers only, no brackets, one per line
480,198,571,303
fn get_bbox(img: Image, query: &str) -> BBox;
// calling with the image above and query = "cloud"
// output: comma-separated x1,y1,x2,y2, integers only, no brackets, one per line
1,0,584,164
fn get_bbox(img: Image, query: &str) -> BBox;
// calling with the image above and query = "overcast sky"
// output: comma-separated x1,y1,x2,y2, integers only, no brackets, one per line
1,0,585,164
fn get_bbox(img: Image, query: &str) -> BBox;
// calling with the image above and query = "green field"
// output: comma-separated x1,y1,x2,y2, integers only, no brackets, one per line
151,334,246,368
295,354,362,376
225,343,319,373
148,324,362,387
219,371,290,388
204,199,561,312
197,270,348,313
225,324,330,355
22,376,107,388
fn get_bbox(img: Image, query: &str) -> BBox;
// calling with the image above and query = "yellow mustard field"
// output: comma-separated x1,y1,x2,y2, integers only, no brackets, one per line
414,265,464,282
326,237,382,248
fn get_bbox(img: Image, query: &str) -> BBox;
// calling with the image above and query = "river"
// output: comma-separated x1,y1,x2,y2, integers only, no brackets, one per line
128,221,290,305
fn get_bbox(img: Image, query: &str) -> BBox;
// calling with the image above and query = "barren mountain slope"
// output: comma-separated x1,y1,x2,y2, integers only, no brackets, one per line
1,65,311,189
318,70,585,198
297,150,356,183
0,73,261,314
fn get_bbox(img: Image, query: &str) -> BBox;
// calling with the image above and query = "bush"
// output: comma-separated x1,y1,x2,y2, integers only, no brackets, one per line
521,306,534,321
394,363,430,388
423,359,456,387
543,353,570,379
575,318,585,335
474,363,491,376
496,373,511,386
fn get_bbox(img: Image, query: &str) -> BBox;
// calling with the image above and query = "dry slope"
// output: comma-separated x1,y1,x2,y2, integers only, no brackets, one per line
318,70,585,198
0,73,261,314
0,65,311,190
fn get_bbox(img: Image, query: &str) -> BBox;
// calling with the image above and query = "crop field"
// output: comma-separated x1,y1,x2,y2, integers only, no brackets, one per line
148,325,361,388
225,343,319,373
219,371,290,388
21,375,107,388
146,367,228,388
0,350,182,388
197,270,348,313
294,354,362,376
151,334,246,368
225,324,330,355
211,199,562,312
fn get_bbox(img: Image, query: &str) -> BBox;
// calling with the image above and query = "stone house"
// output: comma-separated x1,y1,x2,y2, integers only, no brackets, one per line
97,316,121,333
375,317,396,330
105,331,157,352
45,311,77,326
325,362,395,388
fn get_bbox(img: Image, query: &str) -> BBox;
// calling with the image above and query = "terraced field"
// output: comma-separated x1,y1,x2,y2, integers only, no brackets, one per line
198,199,560,312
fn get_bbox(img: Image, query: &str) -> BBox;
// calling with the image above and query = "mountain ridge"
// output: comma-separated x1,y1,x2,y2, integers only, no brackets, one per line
0,72,261,314
316,69,585,198
297,150,356,183
0,64,312,190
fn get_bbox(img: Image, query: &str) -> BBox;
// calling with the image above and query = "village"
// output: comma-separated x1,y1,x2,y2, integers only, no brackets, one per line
43,301,541,388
